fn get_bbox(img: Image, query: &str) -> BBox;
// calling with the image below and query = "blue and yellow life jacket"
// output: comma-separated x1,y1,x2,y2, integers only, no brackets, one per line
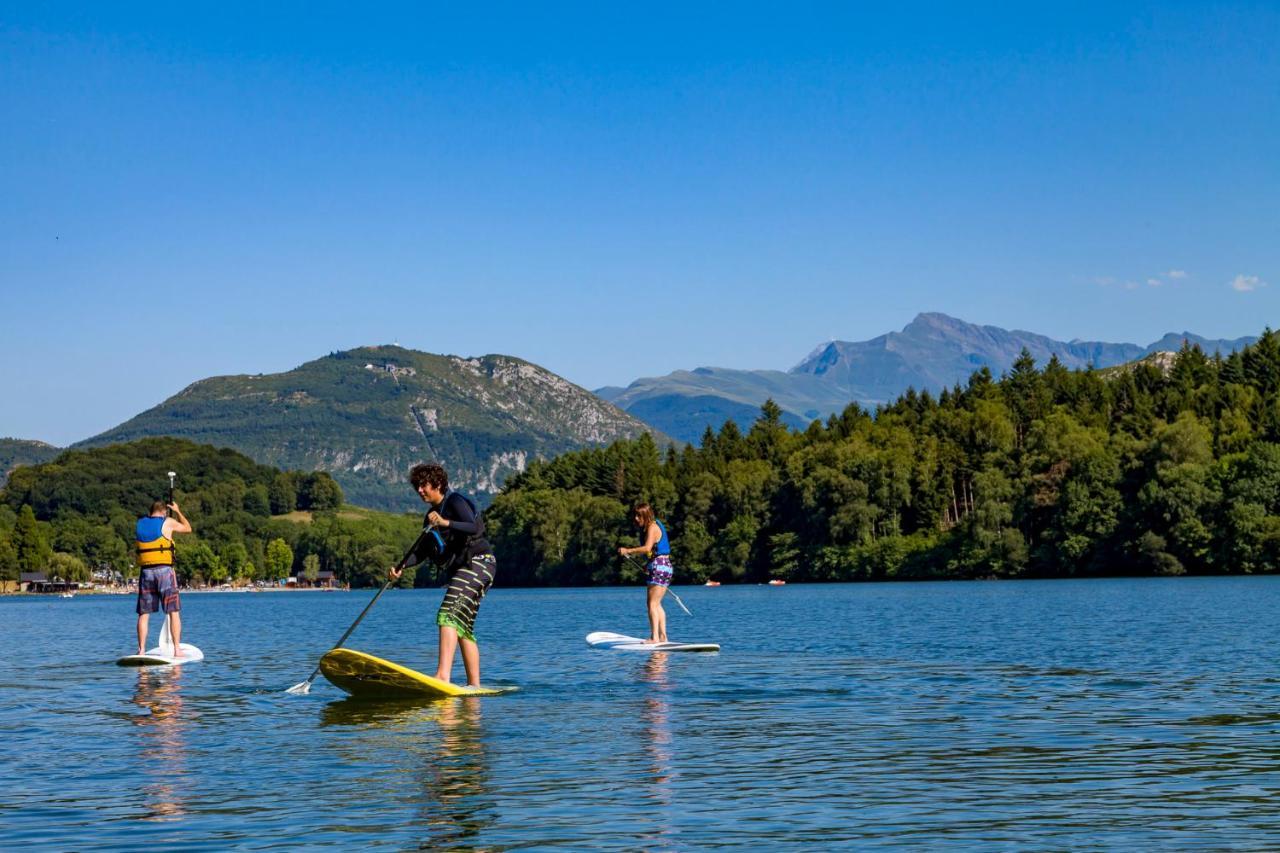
136,516,175,567
650,519,671,558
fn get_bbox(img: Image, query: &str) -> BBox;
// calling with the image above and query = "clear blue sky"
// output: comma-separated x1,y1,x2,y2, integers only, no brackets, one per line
2,3,1277,445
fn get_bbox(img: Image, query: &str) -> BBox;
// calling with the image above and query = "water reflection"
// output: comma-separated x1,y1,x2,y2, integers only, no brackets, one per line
638,654,674,844
320,697,494,848
130,668,189,820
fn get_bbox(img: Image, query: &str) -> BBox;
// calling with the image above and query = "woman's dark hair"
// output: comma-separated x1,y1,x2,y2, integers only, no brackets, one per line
410,463,448,492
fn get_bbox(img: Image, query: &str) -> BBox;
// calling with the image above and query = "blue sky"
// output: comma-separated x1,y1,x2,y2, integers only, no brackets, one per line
1,2,1277,445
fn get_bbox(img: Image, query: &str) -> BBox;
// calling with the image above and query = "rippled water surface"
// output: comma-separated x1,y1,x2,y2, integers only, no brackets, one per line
5,578,1280,849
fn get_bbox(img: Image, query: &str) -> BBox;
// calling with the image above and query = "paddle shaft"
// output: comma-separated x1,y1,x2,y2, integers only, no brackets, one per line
295,526,433,690
622,553,693,616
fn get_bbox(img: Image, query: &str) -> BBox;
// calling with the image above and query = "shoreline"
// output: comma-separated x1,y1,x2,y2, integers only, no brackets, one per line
0,586,351,597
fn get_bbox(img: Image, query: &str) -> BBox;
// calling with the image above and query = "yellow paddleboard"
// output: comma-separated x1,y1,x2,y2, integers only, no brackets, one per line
319,648,513,698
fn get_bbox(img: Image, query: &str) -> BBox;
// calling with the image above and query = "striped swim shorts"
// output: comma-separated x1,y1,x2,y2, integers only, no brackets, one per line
437,553,496,642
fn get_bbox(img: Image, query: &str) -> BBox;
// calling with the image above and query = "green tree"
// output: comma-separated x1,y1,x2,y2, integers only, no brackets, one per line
219,541,250,581
13,505,51,573
175,540,220,586
298,473,343,511
265,538,294,581
302,553,320,585
269,472,297,514
47,552,89,583
0,534,18,591
244,484,271,517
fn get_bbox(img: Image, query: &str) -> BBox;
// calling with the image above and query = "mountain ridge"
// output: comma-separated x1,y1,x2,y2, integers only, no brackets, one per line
78,345,665,511
602,313,1258,442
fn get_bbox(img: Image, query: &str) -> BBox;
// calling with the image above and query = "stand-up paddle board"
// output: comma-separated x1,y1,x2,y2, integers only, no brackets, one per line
319,648,516,698
586,631,720,652
117,616,204,666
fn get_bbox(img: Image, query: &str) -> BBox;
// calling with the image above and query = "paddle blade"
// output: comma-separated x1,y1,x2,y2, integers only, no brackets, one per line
285,680,312,695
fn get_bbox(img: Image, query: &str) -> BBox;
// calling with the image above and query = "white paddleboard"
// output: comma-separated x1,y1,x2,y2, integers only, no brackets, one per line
117,644,204,667
586,631,720,653
117,615,204,666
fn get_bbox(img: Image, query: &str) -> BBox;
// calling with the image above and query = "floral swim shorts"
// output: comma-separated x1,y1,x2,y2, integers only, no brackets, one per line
646,554,673,587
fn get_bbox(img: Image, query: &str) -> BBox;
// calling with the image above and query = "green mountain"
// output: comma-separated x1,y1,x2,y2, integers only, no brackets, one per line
79,346,665,511
0,438,61,488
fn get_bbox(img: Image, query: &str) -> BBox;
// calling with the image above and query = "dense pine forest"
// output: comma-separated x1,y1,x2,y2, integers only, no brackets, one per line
486,331,1280,586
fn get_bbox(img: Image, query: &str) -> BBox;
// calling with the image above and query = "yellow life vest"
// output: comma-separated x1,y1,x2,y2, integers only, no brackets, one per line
137,536,175,567
136,516,175,567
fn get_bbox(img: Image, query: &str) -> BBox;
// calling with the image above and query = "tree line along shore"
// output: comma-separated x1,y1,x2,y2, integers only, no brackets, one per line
3,330,1280,589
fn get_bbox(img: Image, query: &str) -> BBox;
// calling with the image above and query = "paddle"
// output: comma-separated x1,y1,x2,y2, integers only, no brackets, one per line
286,526,435,695
621,553,693,616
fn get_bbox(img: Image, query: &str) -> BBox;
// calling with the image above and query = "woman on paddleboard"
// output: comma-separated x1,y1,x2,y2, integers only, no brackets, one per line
390,463,495,688
619,503,671,644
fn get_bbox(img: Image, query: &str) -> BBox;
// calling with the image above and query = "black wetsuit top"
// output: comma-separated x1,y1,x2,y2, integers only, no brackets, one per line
412,490,491,572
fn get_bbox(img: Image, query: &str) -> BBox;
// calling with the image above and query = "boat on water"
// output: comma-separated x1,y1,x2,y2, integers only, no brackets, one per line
704,580,721,587
768,579,786,586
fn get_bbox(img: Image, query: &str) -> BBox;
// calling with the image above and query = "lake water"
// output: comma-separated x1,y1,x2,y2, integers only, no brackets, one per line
4,578,1280,849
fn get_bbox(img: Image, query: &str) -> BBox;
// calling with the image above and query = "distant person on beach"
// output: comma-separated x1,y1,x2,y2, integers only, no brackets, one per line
135,500,192,656
390,463,495,687
619,503,671,644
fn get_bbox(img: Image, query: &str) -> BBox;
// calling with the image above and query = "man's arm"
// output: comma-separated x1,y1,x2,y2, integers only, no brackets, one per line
434,493,481,535
163,502,193,536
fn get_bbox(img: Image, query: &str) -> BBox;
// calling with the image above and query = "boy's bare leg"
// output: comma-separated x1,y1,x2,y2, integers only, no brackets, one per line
436,624,458,682
459,637,480,686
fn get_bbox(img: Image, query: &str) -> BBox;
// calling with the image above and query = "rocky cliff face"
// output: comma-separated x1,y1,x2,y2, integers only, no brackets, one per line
79,346,663,511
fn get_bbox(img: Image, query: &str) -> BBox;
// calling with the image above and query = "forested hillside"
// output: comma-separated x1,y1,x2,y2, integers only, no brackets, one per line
0,438,427,589
81,346,663,510
489,330,1280,585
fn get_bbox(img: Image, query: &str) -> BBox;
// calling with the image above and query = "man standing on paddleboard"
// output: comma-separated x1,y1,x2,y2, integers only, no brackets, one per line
390,463,496,688
134,499,192,656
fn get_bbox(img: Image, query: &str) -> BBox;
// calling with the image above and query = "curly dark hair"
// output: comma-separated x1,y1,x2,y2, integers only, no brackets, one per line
409,462,448,492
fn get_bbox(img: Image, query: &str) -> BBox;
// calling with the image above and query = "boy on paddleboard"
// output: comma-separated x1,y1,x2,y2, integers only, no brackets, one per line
134,499,192,656
390,463,495,687
619,503,671,644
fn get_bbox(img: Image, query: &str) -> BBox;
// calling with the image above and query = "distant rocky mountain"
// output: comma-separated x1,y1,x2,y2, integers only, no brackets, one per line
0,438,61,488
79,346,664,511
600,313,1257,443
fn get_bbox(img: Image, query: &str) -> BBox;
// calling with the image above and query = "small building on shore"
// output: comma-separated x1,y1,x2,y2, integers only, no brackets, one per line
296,570,338,589
21,572,80,593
